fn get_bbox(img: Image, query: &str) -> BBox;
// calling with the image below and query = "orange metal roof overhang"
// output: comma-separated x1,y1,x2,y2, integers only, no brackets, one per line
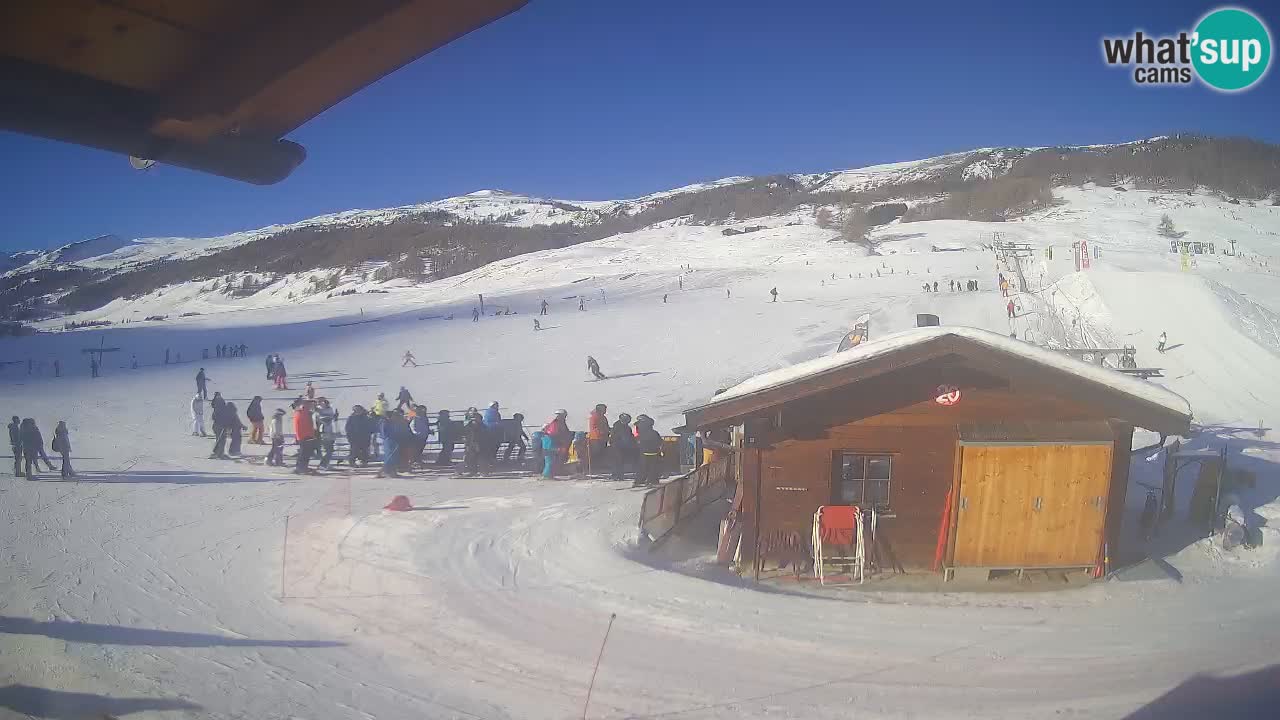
0,0,528,184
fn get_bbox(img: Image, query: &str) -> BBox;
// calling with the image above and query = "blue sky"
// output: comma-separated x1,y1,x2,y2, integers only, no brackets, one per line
2,0,1277,252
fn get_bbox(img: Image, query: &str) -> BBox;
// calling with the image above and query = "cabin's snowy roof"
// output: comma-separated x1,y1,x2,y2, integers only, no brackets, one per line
692,326,1192,424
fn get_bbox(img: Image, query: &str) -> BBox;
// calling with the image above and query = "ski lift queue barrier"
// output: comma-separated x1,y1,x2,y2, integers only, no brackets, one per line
638,454,734,546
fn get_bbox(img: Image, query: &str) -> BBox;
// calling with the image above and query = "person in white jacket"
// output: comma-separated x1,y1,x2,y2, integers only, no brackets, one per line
190,394,206,436
266,409,287,466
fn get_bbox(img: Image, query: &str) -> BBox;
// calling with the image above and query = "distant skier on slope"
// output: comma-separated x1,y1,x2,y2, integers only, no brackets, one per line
770,287,778,302
395,386,414,411
402,350,419,367
534,318,542,331
587,356,607,381
1157,331,1168,353
579,297,586,311
195,368,209,399
472,307,480,322
540,299,549,315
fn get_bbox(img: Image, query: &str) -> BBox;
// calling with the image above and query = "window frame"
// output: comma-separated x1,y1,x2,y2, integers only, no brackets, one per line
832,451,895,510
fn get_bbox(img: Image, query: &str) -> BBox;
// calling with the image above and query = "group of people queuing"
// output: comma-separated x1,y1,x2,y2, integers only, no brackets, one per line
8,415,75,480
187,371,671,484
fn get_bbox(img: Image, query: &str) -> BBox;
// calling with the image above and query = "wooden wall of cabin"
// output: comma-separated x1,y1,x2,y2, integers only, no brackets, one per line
750,385,1115,572
1105,421,1135,568
758,424,958,570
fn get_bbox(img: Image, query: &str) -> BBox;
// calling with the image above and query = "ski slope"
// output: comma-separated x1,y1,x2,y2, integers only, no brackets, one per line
3,185,1280,719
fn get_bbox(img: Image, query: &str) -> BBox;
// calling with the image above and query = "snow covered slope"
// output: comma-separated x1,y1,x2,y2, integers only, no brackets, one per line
3,155,1280,719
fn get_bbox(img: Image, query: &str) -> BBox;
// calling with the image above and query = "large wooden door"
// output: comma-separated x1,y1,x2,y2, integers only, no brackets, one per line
1024,444,1112,566
953,444,1112,568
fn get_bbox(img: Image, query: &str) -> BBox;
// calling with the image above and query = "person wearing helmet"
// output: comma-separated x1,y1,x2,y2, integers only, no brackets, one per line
609,412,636,481
542,410,572,463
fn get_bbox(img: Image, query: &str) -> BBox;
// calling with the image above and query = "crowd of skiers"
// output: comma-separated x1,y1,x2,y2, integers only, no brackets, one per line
189,367,670,485
8,415,75,480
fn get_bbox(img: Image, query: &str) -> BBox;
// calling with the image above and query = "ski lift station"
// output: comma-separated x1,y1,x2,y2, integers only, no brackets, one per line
681,326,1192,584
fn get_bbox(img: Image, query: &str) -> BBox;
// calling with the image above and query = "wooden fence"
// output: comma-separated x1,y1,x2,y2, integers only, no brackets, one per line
638,455,734,545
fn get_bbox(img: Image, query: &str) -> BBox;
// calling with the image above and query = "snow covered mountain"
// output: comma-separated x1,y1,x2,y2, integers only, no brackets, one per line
3,135,1277,326
5,136,1280,720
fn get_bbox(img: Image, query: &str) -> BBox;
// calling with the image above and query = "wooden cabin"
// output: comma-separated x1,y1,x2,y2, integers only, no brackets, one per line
683,327,1192,581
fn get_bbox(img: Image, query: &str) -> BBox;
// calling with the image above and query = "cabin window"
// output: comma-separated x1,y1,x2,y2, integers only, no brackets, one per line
834,453,892,509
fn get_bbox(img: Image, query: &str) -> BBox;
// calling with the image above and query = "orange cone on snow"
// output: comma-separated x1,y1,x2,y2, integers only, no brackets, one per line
384,495,413,512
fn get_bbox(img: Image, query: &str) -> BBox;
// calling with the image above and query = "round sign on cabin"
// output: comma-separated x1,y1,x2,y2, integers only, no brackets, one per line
935,384,961,406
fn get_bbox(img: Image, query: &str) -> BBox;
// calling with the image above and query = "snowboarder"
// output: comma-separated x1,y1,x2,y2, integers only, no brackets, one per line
434,409,455,466
587,404,609,473
461,408,485,476
534,318,542,331
402,350,419,367
540,299,549,315
191,393,207,436
472,307,480,322
20,418,56,479
634,415,664,487
609,412,636,481
395,386,414,412
305,381,316,400
587,356,607,380
246,396,265,444
195,368,209,399
293,400,317,474
770,287,778,302
1006,300,1016,319
9,416,23,477
267,409,287,466
1157,331,1168,353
